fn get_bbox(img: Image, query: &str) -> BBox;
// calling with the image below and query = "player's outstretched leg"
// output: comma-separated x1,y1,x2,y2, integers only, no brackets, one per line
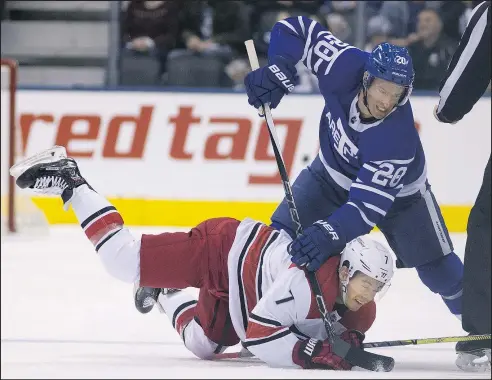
378,184,464,320
10,146,140,284
11,146,241,359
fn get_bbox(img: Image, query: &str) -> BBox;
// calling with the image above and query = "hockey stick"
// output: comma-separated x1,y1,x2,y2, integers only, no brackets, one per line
244,40,394,372
215,333,492,360
362,333,492,348
244,38,333,341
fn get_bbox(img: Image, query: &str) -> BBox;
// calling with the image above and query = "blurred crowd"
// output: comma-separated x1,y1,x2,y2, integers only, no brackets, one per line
120,0,483,92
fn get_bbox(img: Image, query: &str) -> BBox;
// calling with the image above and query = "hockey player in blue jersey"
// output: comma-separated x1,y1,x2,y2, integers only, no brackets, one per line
245,16,463,320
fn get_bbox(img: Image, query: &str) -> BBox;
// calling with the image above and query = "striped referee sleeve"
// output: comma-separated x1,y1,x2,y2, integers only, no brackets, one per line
436,1,491,123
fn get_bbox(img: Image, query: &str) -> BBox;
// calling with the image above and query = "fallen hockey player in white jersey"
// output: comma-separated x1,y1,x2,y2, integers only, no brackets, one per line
10,146,395,370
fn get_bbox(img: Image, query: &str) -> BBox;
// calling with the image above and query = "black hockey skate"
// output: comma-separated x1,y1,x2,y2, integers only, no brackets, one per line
134,286,181,314
9,146,89,207
455,334,491,372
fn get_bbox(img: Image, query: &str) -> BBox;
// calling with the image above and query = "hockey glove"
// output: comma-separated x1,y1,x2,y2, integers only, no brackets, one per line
244,55,299,110
289,220,346,271
292,330,365,370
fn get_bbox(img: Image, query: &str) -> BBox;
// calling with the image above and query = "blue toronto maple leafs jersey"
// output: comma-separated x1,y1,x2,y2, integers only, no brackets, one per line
269,16,427,242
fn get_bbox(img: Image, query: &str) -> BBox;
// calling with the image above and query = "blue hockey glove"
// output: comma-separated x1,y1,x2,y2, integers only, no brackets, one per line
244,55,299,110
289,220,347,271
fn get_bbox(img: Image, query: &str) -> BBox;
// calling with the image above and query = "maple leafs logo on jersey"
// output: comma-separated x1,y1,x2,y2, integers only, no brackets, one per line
326,112,358,164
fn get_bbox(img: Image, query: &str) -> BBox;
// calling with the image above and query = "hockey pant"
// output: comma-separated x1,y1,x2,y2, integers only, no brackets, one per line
67,184,241,359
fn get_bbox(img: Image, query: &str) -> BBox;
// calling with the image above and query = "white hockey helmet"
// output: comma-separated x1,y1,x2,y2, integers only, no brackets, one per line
339,235,395,303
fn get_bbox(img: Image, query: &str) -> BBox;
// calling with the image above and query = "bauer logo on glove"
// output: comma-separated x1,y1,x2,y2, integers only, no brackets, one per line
268,64,295,92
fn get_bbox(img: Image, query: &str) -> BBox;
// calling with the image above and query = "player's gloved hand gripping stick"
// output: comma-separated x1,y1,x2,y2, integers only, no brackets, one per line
244,39,394,372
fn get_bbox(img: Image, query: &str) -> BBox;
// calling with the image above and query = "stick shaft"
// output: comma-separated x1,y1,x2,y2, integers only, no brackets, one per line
244,39,334,343
362,333,492,348
244,40,302,237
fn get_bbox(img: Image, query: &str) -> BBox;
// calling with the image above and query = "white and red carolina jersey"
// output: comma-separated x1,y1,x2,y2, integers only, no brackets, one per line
227,218,376,368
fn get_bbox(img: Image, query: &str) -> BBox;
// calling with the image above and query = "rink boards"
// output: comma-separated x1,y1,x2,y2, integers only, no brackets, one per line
1,89,490,231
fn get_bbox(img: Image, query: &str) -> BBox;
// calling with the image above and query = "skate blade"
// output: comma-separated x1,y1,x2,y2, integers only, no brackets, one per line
9,146,67,179
456,352,491,372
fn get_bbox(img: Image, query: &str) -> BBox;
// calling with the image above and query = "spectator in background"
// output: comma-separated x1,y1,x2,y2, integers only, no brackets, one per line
167,0,250,87
249,1,324,92
178,1,249,60
249,1,324,61
120,0,180,85
379,1,442,40
1,0,5,20
320,1,358,45
364,1,385,18
439,1,482,42
318,1,384,48
407,8,457,90
364,14,392,52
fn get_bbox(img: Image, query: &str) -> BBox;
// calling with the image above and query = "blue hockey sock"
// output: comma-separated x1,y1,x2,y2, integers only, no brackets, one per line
416,252,464,317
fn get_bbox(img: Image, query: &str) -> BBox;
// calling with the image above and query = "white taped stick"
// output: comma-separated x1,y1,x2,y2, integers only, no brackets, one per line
244,39,266,117
244,39,260,70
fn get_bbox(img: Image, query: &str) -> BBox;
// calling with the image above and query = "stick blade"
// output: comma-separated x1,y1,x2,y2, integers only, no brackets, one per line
345,347,395,372
332,337,395,372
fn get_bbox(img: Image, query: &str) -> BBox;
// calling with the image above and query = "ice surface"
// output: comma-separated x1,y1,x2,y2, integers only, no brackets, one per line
1,227,490,379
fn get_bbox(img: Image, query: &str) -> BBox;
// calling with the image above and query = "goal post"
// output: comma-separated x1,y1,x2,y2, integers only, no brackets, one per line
1,58,17,233
1,58,50,236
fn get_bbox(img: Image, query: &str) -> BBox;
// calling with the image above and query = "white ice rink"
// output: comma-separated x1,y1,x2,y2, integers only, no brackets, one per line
1,226,490,379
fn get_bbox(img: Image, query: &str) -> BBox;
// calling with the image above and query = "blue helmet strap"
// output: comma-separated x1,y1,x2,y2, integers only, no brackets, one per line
398,86,412,106
362,87,375,118
362,73,376,117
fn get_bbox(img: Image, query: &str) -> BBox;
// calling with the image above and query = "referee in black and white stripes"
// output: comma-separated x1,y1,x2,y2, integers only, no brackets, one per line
434,0,491,372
